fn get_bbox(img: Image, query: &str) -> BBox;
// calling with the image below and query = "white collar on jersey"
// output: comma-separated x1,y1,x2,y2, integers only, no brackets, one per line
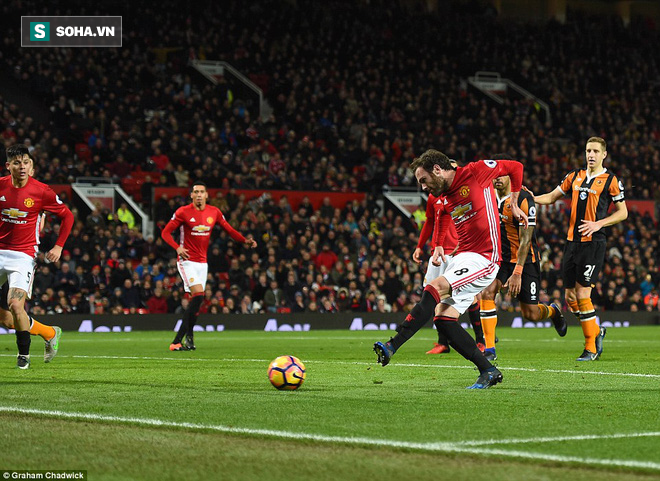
585,167,607,182
496,192,511,207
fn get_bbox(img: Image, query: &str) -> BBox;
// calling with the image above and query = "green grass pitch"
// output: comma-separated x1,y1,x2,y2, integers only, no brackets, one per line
1,326,659,480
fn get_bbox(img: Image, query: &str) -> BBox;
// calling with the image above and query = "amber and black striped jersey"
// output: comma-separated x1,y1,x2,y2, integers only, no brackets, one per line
558,168,625,242
496,189,539,264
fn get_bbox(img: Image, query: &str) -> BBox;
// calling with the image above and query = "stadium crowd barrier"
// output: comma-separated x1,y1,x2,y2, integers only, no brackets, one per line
0,312,656,335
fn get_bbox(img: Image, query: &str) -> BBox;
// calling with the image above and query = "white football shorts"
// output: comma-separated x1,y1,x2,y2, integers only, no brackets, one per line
0,249,36,298
440,252,498,314
177,260,208,293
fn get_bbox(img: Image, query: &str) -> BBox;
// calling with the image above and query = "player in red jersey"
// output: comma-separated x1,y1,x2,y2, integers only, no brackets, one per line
162,182,257,351
1,144,74,369
413,188,485,354
375,149,527,389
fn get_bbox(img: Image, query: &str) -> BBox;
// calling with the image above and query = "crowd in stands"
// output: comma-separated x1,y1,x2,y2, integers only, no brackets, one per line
0,0,659,315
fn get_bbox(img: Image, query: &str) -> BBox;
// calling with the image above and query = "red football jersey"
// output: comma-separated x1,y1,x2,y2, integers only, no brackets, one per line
161,203,246,263
0,176,74,257
438,160,523,262
418,193,458,252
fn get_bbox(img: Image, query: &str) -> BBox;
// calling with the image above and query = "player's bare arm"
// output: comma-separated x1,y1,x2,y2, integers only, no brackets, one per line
46,245,63,263
534,187,564,205
503,225,533,298
509,191,529,228
578,200,628,237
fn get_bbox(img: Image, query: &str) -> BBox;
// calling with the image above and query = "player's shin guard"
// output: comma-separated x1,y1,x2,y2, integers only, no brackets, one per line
174,294,204,343
16,330,31,356
390,285,440,350
480,299,497,349
468,301,484,344
434,316,493,372
186,293,204,336
29,316,56,341
578,298,598,352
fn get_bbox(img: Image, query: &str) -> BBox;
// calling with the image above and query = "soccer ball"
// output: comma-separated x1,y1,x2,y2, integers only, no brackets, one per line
268,355,306,390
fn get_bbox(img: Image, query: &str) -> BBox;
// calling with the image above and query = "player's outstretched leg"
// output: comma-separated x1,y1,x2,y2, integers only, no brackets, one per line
44,326,62,363
433,315,502,389
374,285,440,366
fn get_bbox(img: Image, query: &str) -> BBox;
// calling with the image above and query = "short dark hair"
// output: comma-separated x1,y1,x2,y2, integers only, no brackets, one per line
190,181,207,193
6,144,30,161
410,149,456,173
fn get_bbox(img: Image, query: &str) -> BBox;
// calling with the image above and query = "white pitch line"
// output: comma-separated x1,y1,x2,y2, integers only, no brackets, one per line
1,354,658,379
0,406,658,471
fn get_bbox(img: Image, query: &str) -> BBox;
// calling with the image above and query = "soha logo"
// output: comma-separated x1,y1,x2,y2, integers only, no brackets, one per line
29,22,50,41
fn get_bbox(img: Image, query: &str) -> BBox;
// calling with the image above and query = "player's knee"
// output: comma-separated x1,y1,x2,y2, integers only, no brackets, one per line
429,276,450,298
7,299,25,317
565,290,577,303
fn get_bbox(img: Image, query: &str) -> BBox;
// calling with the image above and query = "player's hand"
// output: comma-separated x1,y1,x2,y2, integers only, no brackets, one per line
412,247,423,264
503,273,522,298
431,246,446,266
510,203,529,228
176,246,190,260
46,245,63,263
578,220,603,237
245,237,258,249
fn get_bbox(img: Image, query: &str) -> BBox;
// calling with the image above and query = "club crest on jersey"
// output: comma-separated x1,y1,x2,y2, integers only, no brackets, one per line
207,216,213,224
459,185,470,197
24,198,34,208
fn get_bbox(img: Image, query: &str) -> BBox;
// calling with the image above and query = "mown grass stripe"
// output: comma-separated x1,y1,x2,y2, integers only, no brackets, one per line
1,406,658,471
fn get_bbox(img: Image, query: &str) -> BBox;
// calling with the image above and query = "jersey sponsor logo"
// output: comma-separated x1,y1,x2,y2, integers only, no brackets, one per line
575,186,596,195
24,198,34,208
580,191,588,200
459,185,470,197
1,208,29,224
207,216,213,224
484,159,497,168
450,203,473,222
191,225,211,236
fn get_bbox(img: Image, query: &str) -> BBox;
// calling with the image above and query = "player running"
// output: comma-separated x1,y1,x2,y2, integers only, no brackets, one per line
1,144,73,369
480,155,567,361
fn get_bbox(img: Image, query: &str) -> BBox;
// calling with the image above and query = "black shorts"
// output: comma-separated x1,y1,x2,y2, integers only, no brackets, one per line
496,261,541,305
0,282,7,311
562,241,606,288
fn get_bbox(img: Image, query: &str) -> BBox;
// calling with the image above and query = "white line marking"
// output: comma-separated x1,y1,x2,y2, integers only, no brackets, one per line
1,354,658,379
0,406,658,471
